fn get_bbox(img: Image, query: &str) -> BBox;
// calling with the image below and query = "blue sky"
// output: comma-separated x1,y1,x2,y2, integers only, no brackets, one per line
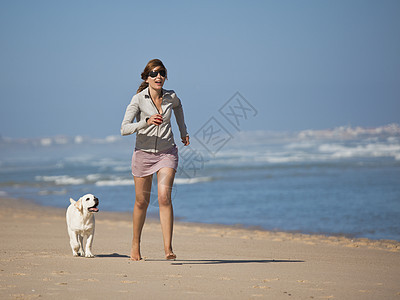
1,0,399,138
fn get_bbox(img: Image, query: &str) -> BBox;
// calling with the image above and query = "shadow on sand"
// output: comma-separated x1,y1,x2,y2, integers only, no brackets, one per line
96,253,130,258
148,259,305,265
95,255,305,265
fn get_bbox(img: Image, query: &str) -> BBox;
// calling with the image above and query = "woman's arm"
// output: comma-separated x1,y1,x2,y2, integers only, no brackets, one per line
120,96,149,136
172,94,189,142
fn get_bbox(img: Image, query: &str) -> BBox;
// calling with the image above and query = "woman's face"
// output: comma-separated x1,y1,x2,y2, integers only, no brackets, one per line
146,67,166,91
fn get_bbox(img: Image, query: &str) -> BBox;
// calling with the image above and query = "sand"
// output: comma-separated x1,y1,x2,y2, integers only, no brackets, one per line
0,197,399,300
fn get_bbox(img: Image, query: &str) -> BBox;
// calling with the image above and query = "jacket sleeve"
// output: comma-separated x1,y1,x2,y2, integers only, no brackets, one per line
120,95,149,136
172,93,189,138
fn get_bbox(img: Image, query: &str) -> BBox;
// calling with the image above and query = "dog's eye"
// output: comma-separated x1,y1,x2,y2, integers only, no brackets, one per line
86,198,90,201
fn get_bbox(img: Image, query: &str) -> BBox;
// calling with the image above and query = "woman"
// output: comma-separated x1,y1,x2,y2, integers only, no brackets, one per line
121,59,189,261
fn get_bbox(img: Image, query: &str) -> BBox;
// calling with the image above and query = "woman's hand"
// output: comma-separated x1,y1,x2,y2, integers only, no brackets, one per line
147,114,163,126
181,136,190,146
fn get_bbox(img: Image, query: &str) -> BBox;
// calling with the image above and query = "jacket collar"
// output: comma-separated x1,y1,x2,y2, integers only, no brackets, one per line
142,87,171,99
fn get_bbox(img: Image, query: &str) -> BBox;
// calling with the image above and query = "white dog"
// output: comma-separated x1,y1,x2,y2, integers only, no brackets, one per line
66,194,99,257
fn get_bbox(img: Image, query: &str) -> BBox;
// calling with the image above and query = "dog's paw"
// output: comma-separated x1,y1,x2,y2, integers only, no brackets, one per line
85,253,95,258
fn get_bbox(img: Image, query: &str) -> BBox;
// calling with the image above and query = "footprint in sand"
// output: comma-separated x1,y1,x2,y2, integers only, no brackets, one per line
262,278,279,282
219,277,231,281
77,278,99,282
297,279,311,284
253,285,270,289
51,270,71,276
166,274,183,278
11,294,42,299
121,280,138,284
0,284,17,289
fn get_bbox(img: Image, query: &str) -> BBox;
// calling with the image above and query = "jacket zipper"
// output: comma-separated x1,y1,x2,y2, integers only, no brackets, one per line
149,98,162,152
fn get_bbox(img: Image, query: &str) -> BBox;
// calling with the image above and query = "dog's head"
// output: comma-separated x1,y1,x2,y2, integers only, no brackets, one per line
70,194,99,213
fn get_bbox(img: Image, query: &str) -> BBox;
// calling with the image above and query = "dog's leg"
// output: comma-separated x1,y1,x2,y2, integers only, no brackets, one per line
85,230,95,258
68,229,81,257
78,234,85,257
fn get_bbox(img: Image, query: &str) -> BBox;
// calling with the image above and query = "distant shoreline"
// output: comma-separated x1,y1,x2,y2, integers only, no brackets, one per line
1,123,399,147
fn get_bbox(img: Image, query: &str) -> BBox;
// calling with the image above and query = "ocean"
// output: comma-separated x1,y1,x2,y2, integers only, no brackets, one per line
1,124,399,241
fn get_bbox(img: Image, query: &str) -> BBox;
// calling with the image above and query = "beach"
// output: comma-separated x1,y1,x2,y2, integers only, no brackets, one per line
1,197,399,299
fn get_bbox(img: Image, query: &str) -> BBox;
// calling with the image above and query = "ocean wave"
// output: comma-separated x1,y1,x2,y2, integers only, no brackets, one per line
258,155,313,164
35,174,135,187
297,123,400,140
285,141,317,150
86,174,102,181
63,156,127,170
90,158,125,168
319,143,400,160
208,136,400,165
95,179,134,186
174,177,213,185
113,166,131,172
35,175,86,185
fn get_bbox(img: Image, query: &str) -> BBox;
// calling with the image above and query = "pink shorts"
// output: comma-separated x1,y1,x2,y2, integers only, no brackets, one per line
132,146,178,177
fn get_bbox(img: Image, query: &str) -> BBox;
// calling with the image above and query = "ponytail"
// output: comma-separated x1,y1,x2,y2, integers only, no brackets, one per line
137,81,148,94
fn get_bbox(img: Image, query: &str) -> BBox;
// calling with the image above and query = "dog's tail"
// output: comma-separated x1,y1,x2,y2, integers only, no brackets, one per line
69,198,76,205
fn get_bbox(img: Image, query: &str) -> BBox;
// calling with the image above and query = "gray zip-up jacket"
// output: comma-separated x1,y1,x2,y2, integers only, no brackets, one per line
120,87,188,153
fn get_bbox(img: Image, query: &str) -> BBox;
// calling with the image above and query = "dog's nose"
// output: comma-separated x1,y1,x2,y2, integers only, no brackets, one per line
94,197,99,204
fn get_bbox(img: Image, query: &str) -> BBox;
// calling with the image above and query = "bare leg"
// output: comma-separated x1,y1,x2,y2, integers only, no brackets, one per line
157,168,176,260
131,175,152,261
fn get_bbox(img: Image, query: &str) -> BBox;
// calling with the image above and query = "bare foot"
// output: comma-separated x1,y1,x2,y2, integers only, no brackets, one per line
165,252,176,260
130,243,142,261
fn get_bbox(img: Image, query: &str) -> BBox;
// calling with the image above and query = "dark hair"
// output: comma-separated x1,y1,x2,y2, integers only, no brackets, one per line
137,59,167,93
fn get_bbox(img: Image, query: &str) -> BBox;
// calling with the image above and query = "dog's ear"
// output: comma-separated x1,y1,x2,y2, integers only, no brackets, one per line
74,198,83,212
69,198,76,205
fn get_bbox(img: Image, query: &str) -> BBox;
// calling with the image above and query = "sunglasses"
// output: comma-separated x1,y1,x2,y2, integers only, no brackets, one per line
148,70,166,78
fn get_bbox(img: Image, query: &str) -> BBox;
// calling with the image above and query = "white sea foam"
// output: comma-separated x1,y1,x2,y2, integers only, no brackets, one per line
64,155,95,163
35,175,85,185
93,176,213,186
86,174,102,181
298,123,400,140
113,166,131,172
95,179,134,186
319,143,400,159
91,158,124,168
285,141,316,150
174,177,213,185
259,155,307,164
216,135,400,164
